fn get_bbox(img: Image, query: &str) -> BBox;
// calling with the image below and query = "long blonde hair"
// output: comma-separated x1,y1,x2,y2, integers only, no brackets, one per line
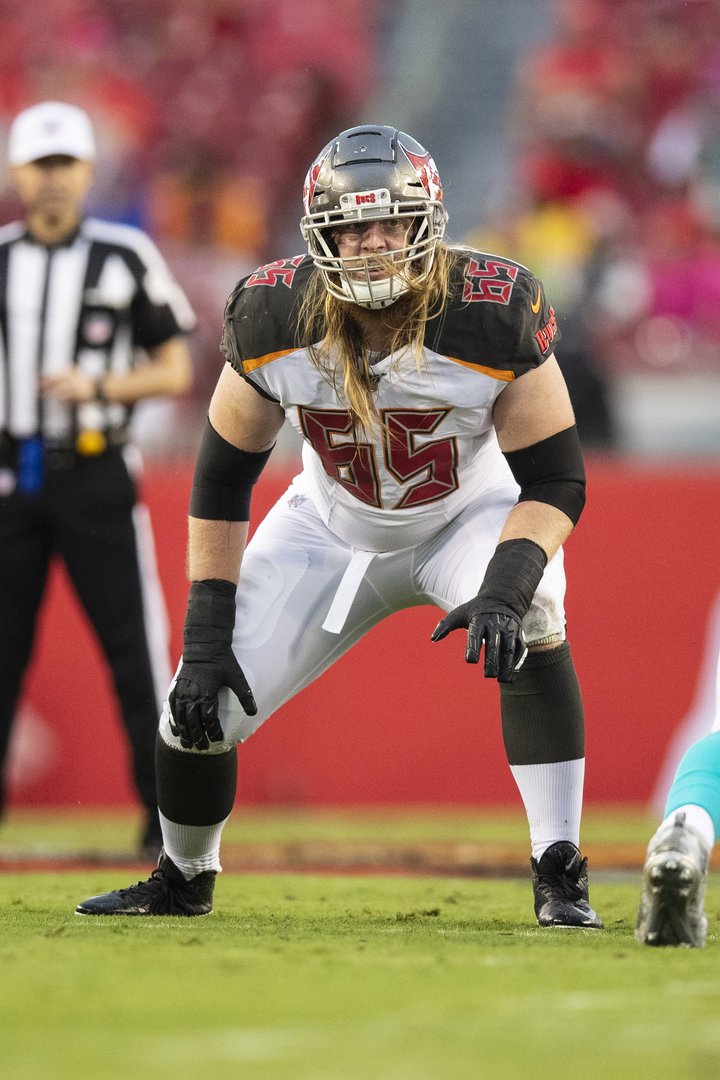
297,245,460,433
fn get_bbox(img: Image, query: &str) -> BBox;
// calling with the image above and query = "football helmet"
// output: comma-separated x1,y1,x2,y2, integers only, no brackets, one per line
300,125,448,309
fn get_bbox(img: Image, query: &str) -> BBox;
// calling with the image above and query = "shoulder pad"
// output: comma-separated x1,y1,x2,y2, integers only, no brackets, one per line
220,255,315,374
427,247,561,378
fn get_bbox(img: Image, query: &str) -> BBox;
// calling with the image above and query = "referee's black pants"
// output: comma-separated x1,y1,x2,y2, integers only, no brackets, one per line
0,447,162,821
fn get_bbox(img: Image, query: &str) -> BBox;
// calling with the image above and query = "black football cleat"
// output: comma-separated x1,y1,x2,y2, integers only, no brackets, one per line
531,840,603,928
635,812,709,948
75,852,215,916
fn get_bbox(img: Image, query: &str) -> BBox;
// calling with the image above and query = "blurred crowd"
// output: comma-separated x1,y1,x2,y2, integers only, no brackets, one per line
0,0,380,412
2,0,720,450
0,0,377,249
470,0,720,446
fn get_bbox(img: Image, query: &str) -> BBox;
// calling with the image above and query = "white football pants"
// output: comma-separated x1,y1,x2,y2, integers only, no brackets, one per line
159,474,567,752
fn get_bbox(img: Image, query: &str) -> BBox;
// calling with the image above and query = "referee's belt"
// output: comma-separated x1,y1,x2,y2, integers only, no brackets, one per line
1,431,127,468
47,431,127,464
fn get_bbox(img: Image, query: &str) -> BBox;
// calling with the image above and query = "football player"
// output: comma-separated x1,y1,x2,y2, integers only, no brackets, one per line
635,642,720,946
76,125,602,929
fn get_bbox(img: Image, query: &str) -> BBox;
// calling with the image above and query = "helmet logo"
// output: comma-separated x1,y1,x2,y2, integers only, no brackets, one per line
400,144,443,203
339,189,391,210
303,144,332,213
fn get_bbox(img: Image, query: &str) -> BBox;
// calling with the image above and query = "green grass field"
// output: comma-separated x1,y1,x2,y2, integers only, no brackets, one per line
2,808,719,1080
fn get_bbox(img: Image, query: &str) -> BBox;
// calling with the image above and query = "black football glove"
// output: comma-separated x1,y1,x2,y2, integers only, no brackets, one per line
168,579,257,750
430,538,548,683
431,601,527,681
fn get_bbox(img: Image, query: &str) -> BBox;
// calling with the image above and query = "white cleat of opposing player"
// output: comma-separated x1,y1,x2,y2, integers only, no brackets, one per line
635,812,710,948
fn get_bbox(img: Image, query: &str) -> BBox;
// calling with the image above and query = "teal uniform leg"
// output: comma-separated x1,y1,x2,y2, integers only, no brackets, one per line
665,731,720,836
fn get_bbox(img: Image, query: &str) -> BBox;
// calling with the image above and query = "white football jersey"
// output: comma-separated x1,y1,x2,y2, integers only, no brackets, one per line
221,248,560,552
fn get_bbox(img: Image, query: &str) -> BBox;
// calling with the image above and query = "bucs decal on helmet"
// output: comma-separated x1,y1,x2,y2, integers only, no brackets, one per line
400,144,443,203
303,145,332,214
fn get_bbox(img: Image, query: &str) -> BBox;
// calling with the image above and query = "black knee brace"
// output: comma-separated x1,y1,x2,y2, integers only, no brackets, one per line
499,641,585,765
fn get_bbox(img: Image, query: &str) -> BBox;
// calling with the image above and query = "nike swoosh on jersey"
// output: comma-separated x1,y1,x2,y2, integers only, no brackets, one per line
531,286,542,313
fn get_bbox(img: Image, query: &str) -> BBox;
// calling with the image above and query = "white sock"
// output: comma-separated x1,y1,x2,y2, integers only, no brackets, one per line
510,758,585,862
159,811,227,879
660,804,714,850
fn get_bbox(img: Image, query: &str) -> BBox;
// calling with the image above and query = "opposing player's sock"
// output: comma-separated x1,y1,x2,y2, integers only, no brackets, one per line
661,804,714,850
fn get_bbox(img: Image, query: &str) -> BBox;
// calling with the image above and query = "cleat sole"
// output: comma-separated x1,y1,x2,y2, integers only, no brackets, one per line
636,851,706,948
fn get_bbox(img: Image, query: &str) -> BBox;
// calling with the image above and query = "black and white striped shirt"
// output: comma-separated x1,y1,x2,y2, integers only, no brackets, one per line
0,216,195,446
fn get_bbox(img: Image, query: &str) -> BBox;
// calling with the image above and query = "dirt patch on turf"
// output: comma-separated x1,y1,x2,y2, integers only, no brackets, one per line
216,839,649,875
0,839,650,875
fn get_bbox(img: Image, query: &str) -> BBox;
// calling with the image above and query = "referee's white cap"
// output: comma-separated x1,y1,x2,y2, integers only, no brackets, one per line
8,101,96,166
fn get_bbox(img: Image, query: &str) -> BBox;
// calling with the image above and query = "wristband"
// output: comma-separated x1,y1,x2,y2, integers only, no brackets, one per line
183,579,237,651
477,538,548,620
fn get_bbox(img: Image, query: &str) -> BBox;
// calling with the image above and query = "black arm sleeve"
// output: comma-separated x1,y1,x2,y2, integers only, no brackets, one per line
503,424,586,525
189,418,273,521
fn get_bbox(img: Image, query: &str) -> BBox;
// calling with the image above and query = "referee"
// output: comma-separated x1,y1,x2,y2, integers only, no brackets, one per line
0,101,195,858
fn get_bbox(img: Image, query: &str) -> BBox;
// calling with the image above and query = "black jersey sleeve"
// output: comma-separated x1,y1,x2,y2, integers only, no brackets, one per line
219,281,246,377
217,285,270,400
512,271,560,369
219,256,313,386
433,250,561,379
